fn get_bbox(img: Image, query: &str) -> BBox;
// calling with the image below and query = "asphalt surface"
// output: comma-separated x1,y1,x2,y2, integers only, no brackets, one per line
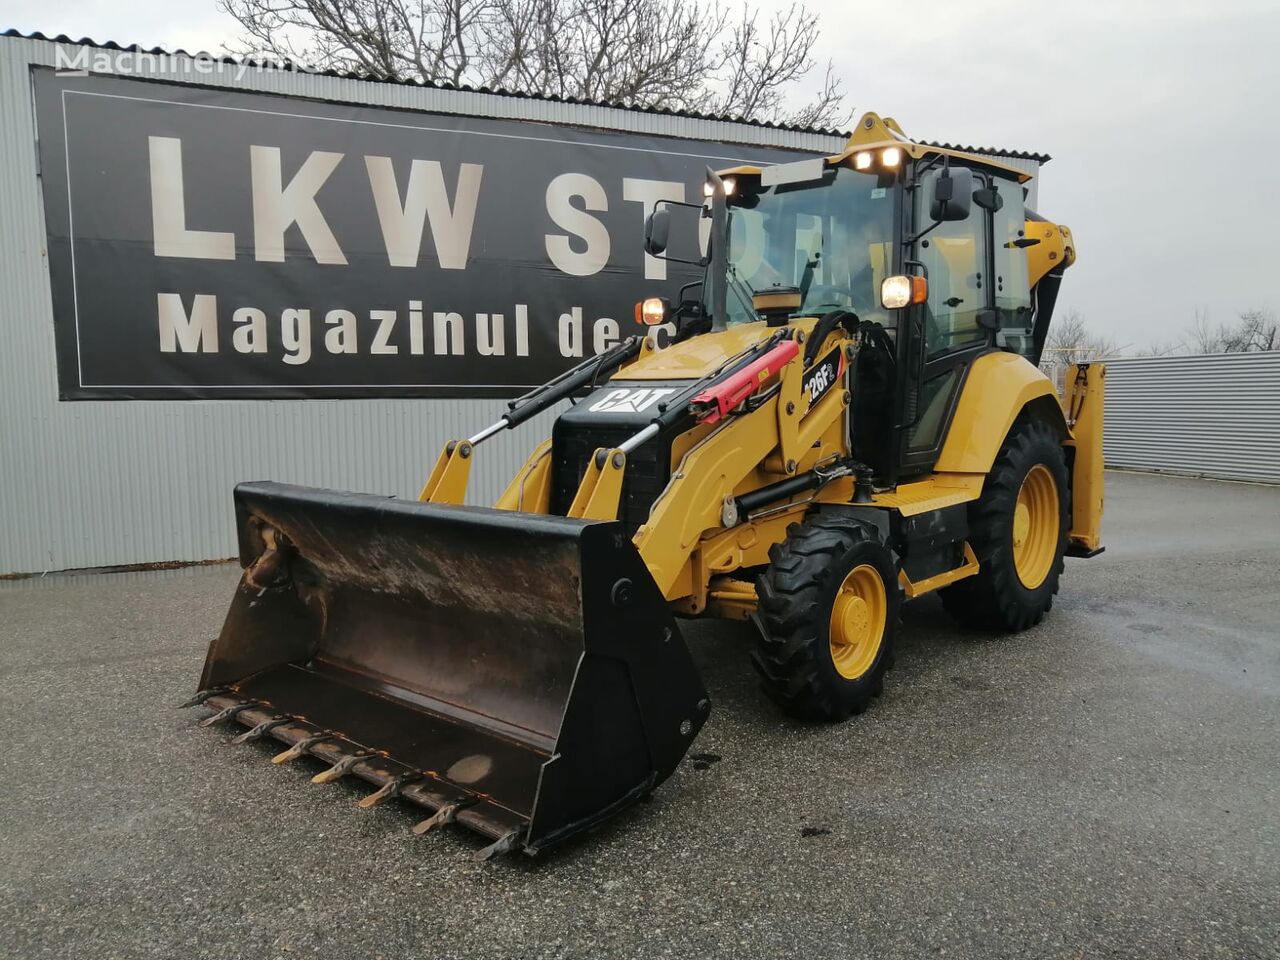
1,469,1277,959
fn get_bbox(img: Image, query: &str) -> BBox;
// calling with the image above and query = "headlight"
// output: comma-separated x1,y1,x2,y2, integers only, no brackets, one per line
881,275,928,309
702,176,736,197
881,147,902,167
854,151,873,171
635,297,670,325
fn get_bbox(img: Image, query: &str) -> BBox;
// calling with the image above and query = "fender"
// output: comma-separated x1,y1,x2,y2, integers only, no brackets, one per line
934,351,1067,475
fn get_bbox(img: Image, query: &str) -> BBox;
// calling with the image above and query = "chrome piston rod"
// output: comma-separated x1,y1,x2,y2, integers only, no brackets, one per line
618,423,661,454
464,338,645,448
467,420,509,445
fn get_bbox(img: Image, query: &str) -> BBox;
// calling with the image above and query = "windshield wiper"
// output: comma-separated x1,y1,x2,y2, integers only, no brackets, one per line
798,253,820,302
726,264,757,314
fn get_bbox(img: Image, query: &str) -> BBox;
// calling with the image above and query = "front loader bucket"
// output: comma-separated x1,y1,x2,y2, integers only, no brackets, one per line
191,481,709,857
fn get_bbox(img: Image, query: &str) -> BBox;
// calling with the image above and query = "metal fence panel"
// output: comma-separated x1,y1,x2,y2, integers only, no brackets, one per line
1103,352,1280,484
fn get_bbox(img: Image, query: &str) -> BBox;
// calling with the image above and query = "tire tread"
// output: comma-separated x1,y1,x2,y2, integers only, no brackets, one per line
752,514,898,721
940,416,1070,632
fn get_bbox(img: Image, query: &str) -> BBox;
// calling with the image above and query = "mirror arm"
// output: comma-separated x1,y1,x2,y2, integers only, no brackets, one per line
905,218,944,247
677,278,703,301
911,151,946,181
657,198,711,214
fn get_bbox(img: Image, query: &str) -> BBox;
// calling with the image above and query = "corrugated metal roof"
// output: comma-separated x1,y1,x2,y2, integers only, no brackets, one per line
919,139,1051,163
1,28,1051,162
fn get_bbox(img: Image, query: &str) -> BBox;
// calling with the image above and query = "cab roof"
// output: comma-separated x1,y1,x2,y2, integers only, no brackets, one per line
720,111,1035,184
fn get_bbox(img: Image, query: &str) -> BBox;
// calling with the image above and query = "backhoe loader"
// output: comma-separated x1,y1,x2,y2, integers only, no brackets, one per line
185,112,1103,859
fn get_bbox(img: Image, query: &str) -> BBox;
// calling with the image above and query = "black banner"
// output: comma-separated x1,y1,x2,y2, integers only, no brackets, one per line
33,69,810,399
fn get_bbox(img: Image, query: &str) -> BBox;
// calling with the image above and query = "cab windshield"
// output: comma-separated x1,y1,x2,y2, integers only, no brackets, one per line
718,166,898,326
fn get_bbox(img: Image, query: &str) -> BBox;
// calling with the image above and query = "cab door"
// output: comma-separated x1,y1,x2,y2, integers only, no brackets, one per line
898,164,996,476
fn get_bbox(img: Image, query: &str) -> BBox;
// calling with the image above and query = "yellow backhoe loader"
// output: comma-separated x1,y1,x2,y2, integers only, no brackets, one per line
185,112,1103,860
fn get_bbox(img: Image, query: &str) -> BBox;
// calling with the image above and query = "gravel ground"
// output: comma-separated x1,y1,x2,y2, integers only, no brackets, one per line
1,469,1277,960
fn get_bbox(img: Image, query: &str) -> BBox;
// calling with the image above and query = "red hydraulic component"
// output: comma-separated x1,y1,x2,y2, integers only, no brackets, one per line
691,339,800,424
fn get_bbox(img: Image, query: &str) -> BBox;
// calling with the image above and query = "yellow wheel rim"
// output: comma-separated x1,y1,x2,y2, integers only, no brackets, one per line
1012,464,1060,589
828,564,887,680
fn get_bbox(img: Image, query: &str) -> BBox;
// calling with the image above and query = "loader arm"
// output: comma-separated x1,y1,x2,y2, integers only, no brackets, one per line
634,328,853,602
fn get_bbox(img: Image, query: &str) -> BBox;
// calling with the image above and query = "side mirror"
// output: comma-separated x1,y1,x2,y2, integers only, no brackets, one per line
924,167,973,222
644,208,670,256
973,183,1004,213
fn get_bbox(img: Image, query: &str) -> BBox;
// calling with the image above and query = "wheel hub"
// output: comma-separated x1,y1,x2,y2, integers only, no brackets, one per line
828,564,887,680
1012,464,1060,589
1013,502,1031,548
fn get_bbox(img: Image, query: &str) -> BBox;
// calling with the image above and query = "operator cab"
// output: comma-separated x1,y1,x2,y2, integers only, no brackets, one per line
647,113,1056,488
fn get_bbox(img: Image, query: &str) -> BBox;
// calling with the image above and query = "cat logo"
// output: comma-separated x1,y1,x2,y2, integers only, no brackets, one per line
588,387,679,414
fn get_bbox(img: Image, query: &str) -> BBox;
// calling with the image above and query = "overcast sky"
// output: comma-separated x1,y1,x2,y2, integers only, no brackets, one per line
6,0,1278,349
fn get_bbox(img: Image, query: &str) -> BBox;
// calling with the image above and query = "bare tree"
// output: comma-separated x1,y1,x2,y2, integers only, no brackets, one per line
1042,309,1120,365
1185,307,1279,354
1222,310,1278,352
703,4,843,126
220,0,850,127
1186,307,1221,354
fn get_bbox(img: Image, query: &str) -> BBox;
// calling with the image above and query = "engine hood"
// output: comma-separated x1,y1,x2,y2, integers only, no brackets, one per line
611,321,782,381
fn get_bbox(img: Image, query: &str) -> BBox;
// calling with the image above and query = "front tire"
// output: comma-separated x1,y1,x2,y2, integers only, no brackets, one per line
941,416,1069,632
753,514,900,721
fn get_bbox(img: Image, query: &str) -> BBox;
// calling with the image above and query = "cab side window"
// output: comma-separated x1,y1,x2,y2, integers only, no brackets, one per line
915,174,987,357
991,177,1033,356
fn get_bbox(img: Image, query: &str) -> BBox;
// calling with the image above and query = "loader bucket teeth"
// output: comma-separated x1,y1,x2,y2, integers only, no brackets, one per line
411,801,471,836
178,687,227,709
311,752,376,784
199,702,252,727
229,717,289,745
271,733,334,765
193,481,709,856
357,773,420,809
475,830,523,862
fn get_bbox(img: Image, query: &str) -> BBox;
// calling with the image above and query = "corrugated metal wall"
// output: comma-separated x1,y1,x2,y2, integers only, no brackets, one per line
1103,352,1280,484
0,35,850,575
0,35,1045,574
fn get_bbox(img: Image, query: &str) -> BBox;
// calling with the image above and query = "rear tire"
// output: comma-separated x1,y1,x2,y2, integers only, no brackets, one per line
940,416,1069,632
753,514,900,721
